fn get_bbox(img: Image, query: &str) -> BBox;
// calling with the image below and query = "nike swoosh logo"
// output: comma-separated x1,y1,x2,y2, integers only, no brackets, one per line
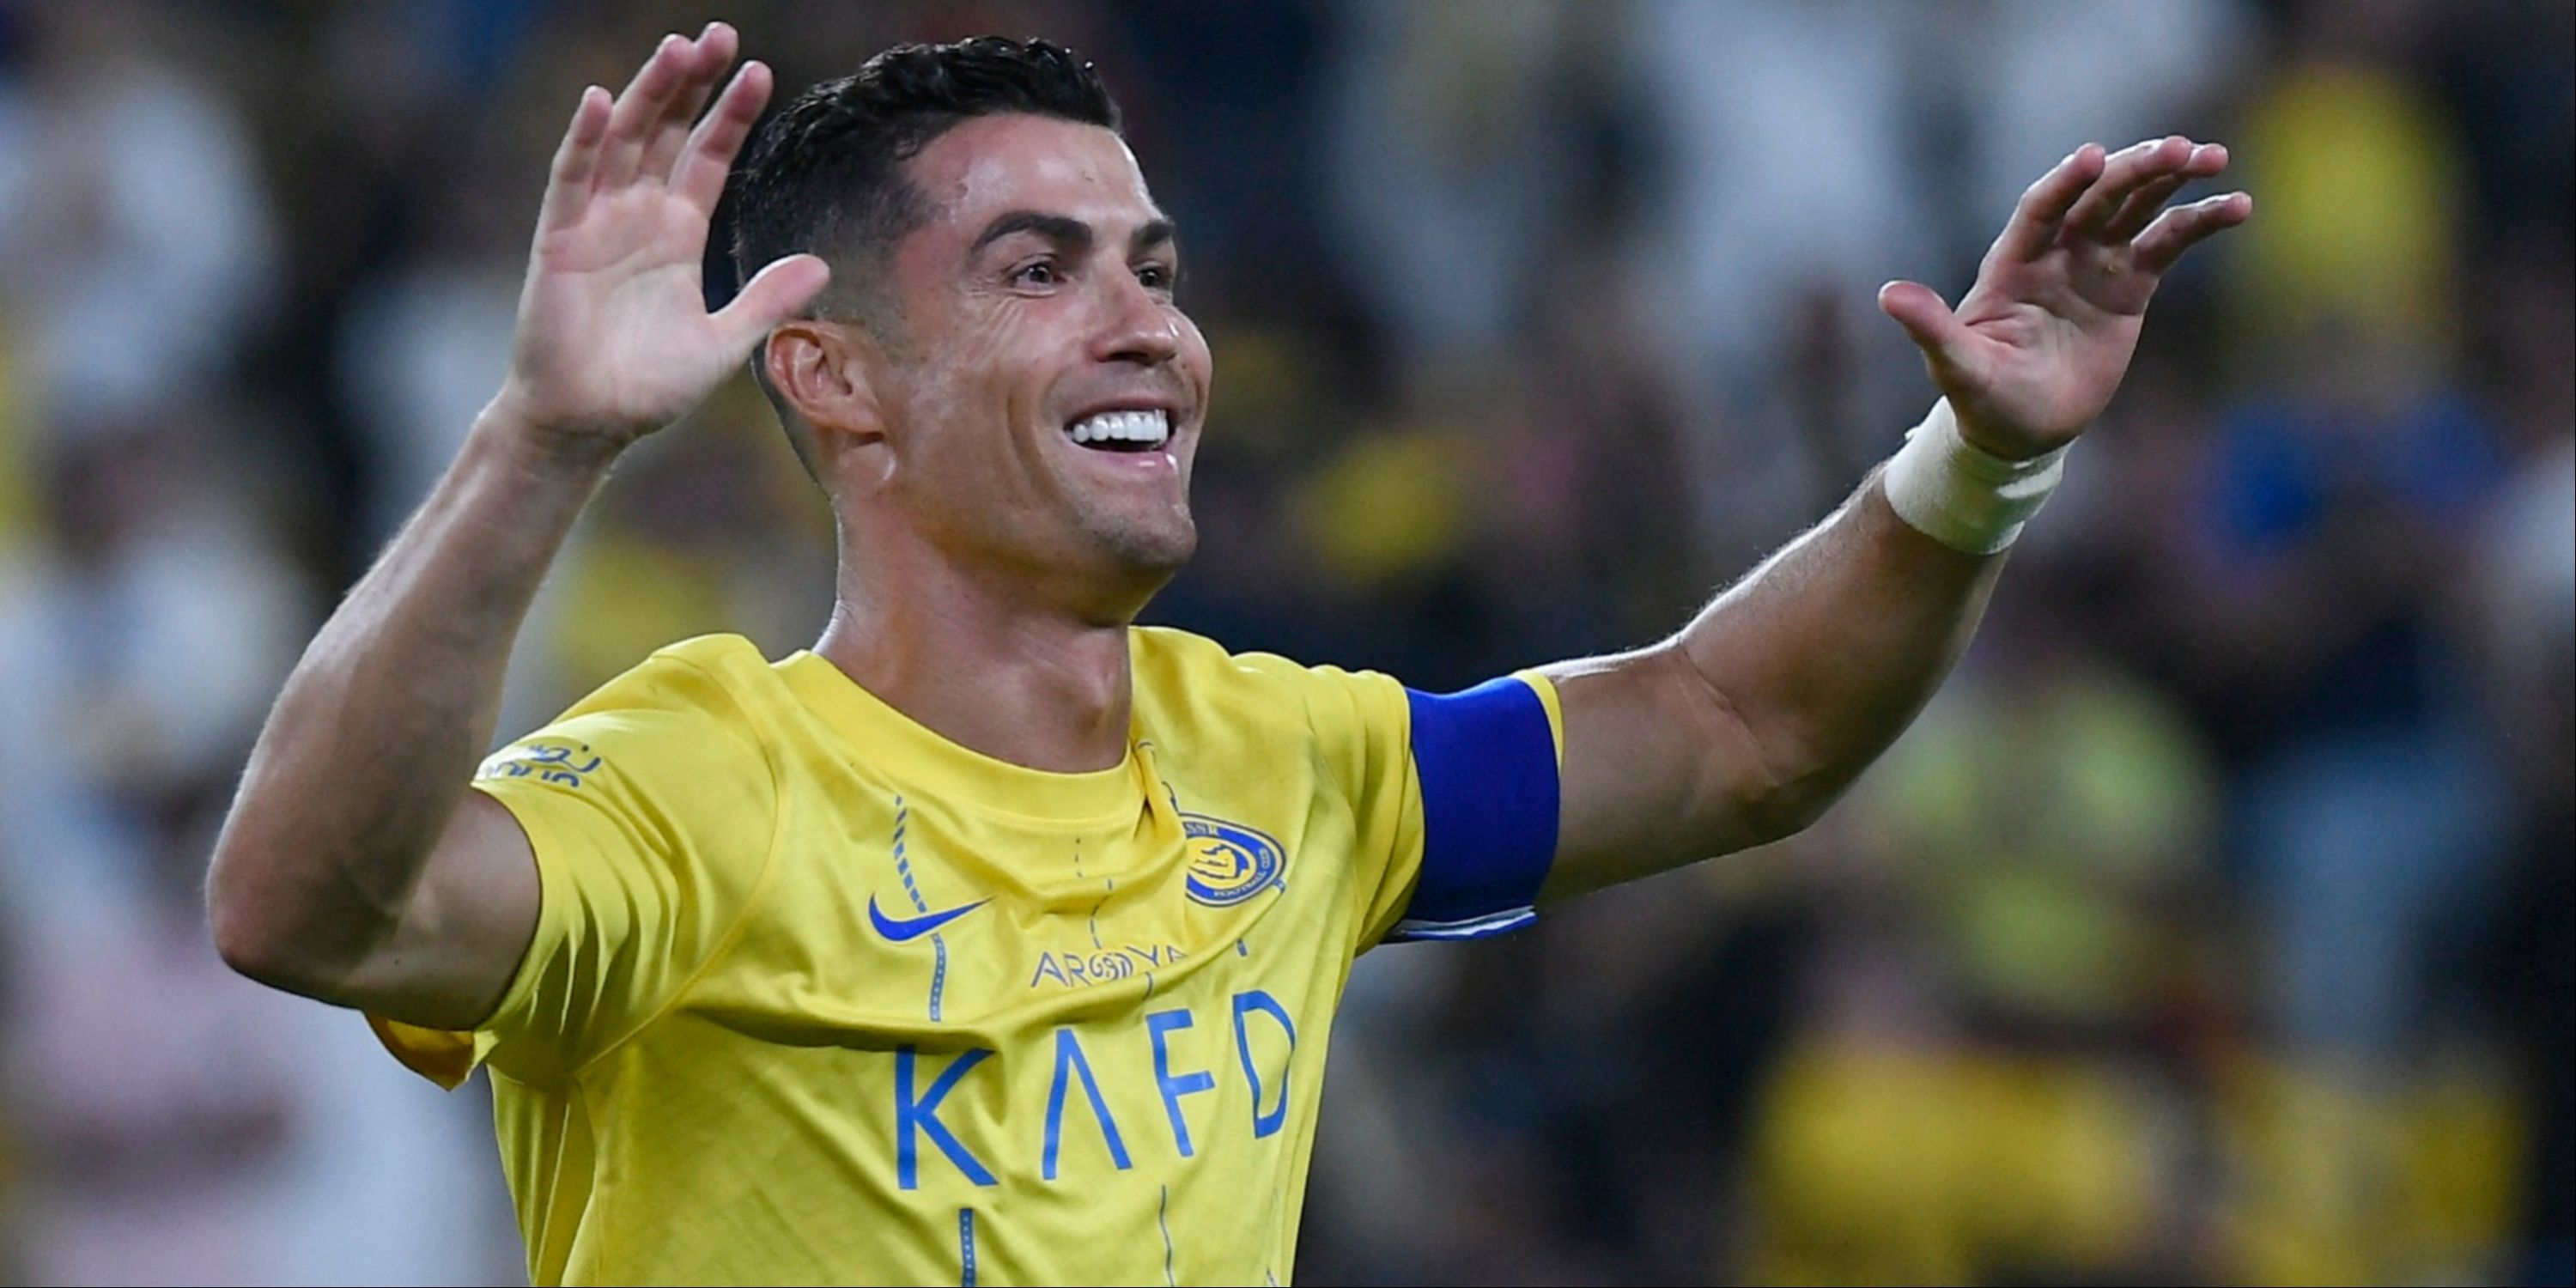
868,895,988,942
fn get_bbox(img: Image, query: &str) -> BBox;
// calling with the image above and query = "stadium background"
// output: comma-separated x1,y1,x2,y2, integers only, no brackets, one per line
0,0,2567,1283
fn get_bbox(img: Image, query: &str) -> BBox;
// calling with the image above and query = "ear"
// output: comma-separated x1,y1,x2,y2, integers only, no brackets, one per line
764,321,896,488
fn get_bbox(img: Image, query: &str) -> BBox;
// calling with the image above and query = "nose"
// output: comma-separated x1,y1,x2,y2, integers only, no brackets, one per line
1092,273,1181,368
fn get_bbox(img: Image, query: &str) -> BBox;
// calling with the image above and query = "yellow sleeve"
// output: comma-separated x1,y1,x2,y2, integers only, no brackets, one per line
372,651,780,1088
1284,665,1564,953
1256,663,1408,953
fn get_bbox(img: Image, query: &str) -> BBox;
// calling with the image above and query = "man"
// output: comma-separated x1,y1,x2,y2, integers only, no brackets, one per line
208,25,2247,1286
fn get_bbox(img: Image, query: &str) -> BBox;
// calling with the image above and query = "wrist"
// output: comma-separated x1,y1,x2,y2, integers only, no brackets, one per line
1880,399,2070,555
1950,407,2064,464
471,390,632,480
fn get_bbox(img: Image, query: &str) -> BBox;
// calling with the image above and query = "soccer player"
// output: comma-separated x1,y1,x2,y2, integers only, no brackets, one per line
207,25,2248,1286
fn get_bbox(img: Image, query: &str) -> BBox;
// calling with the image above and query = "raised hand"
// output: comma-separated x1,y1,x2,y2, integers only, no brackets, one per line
495,22,829,449
1878,137,2251,459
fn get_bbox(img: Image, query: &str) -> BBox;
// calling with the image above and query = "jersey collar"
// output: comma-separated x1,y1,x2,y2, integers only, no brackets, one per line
775,651,1145,823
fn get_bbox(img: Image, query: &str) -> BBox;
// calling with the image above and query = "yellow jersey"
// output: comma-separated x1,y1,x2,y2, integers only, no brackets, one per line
373,629,1561,1285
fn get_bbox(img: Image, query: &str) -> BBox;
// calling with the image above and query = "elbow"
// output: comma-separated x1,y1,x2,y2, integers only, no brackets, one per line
1666,647,1853,848
207,856,289,986
1727,708,1873,846
205,846,343,999
211,905,342,1002
1736,769,1854,847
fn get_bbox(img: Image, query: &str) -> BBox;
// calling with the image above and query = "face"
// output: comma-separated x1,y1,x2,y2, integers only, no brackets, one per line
854,113,1212,600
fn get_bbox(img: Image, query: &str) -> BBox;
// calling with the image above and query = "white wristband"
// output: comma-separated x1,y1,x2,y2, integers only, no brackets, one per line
1880,400,2070,555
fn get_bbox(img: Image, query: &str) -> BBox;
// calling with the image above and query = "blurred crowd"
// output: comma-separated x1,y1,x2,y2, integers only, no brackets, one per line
0,1,2565,1284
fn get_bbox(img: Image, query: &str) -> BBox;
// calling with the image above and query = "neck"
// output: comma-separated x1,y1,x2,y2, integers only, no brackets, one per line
815,545,1141,775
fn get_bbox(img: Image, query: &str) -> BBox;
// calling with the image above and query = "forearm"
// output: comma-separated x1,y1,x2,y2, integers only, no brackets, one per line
209,407,611,979
1542,465,2006,898
1671,471,2004,831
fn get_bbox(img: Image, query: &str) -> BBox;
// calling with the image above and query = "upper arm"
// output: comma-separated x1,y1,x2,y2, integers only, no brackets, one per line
1538,643,1788,902
339,790,544,1032
362,658,781,1084
1292,662,1564,949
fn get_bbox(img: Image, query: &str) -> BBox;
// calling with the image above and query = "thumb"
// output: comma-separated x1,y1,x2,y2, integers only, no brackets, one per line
715,253,832,353
1877,280,1974,379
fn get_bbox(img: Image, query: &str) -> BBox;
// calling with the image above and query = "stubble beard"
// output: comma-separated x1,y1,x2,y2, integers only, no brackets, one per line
1082,496,1198,585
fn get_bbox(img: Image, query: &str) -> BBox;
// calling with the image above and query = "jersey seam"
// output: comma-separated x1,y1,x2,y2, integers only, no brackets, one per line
563,648,792,1085
569,1072,607,1278
1358,674,1426,951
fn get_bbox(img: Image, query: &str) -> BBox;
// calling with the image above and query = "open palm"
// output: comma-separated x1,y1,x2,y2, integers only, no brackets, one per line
1880,137,2252,459
499,23,828,447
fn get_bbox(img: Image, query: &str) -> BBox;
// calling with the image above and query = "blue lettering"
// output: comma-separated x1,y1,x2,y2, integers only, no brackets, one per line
1230,991,1297,1139
1042,1029,1131,1180
896,1047,996,1189
1146,1008,1217,1157
1029,944,1188,989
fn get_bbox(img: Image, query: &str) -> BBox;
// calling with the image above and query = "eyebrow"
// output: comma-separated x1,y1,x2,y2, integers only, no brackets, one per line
968,210,1179,258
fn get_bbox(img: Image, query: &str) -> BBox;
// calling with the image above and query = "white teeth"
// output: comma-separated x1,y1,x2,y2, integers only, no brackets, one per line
1066,409,1170,447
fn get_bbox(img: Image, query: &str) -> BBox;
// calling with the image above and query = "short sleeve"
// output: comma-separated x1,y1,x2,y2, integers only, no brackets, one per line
371,651,780,1088
1296,665,1564,952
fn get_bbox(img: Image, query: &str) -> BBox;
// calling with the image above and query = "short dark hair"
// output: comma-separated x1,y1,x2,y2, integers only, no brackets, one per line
728,37,1121,474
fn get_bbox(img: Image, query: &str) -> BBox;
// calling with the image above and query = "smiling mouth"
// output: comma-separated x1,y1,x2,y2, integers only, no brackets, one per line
1065,409,1172,454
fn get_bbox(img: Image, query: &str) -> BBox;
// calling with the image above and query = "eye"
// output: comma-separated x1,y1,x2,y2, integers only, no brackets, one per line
1011,259,1061,288
1135,262,1177,294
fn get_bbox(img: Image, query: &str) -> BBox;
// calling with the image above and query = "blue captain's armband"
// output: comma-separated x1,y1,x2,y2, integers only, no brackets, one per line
1388,675,1560,942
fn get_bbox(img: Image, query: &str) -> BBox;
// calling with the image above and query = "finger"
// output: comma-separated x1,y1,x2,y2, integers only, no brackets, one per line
2063,136,2195,240
2104,142,2229,240
641,22,738,184
673,58,775,214
714,253,832,354
2062,137,2186,239
1996,144,2106,262
2101,173,2186,243
537,85,612,231
598,33,690,188
1877,280,1976,385
2132,191,2253,276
